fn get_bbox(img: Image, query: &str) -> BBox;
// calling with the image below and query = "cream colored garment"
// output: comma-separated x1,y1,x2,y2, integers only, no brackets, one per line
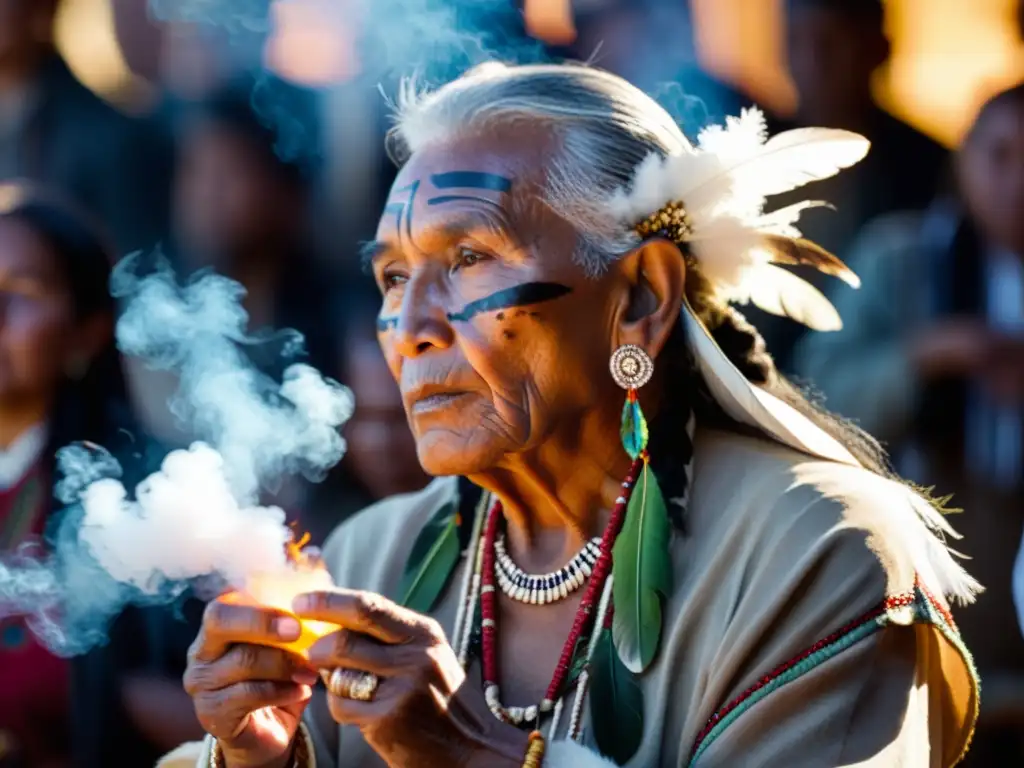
296,428,977,768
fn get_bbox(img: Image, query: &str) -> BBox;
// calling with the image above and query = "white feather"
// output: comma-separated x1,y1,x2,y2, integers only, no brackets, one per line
736,264,843,331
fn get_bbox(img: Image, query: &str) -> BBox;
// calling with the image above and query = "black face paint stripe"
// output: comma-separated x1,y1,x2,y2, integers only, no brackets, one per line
376,316,398,332
431,172,512,193
446,282,572,323
426,195,505,209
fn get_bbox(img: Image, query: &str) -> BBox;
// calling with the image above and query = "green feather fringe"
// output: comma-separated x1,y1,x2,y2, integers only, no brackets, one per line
590,628,644,765
399,500,461,613
611,462,672,673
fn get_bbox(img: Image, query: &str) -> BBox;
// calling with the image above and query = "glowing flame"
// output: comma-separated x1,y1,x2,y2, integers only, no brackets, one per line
523,0,577,46
238,528,338,655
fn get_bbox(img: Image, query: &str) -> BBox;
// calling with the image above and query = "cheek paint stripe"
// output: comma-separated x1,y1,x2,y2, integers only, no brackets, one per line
431,172,513,193
377,316,398,332
446,282,572,323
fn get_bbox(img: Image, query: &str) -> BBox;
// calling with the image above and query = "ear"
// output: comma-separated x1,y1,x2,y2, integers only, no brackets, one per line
612,237,685,359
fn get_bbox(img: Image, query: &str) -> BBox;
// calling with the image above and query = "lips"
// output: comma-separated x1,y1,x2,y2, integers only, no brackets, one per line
405,384,473,415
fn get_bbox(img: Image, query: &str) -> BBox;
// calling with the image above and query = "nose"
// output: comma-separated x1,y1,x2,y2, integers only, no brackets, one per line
390,276,455,359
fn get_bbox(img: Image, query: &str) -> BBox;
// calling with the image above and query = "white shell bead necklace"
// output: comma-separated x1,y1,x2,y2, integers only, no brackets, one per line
493,534,601,604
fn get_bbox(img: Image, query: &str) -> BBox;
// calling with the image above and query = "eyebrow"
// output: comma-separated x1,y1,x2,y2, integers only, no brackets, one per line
361,209,521,272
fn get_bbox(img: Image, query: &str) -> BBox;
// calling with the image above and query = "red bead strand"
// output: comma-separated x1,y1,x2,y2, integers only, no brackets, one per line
478,457,643,721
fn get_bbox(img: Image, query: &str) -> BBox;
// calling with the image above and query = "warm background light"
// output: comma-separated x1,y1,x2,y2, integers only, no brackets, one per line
56,0,1024,142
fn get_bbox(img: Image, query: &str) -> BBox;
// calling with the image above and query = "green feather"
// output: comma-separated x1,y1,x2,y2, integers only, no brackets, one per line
611,462,672,673
590,628,644,765
399,501,461,613
620,398,649,460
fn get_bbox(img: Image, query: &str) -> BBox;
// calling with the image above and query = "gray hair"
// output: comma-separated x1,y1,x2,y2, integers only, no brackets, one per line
387,62,693,275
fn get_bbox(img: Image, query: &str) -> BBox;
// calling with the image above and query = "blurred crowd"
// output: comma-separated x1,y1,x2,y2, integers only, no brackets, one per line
0,0,1022,765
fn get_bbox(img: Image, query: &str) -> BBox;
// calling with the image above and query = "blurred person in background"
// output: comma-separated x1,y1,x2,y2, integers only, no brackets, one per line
0,0,169,257
563,0,755,137
749,0,949,374
794,83,1024,765
124,75,336,452
0,182,163,767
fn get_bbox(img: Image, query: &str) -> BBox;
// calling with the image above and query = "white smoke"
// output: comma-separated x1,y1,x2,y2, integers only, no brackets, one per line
0,255,353,655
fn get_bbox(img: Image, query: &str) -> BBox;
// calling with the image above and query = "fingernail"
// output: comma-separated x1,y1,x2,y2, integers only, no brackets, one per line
274,617,301,640
292,669,319,685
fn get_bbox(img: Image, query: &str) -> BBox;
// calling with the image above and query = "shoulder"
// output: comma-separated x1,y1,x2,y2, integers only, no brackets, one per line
690,428,978,609
320,477,459,595
685,429,979,764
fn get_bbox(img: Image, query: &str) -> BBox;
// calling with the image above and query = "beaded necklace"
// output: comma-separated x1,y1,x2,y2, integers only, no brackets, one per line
456,456,644,738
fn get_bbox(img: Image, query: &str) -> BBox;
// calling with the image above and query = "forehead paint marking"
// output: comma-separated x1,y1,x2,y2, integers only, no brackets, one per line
446,282,571,323
426,195,505,210
431,172,513,193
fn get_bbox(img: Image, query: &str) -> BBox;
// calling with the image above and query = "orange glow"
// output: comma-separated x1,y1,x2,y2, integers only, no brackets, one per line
694,0,1024,147
240,531,337,655
523,0,577,47
264,0,363,86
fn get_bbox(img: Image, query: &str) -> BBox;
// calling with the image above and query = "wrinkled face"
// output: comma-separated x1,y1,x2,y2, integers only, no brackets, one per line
0,218,78,405
959,98,1024,254
368,133,628,476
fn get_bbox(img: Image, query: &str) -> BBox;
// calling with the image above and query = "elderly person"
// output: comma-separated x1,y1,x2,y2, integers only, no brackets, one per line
163,63,979,768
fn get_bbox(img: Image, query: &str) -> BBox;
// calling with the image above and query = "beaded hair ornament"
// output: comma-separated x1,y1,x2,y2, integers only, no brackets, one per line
608,108,866,332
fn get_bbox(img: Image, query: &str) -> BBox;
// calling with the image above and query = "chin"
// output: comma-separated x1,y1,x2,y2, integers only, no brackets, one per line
414,429,507,478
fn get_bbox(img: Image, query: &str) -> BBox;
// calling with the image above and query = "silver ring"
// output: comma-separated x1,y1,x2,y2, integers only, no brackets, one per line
325,667,380,702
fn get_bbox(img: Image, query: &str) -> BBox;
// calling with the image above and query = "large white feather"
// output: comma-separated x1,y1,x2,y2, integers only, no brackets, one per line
738,263,843,331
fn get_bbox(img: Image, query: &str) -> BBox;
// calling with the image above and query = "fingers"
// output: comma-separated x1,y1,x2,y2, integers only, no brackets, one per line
193,682,313,738
184,644,317,695
325,688,393,728
306,629,409,675
192,598,303,663
292,589,441,645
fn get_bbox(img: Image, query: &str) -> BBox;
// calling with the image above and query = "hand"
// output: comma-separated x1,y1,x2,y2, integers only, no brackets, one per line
183,595,320,768
293,589,530,768
909,319,994,379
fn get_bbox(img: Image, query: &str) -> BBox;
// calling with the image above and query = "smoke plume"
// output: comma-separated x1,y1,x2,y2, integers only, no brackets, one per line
0,255,353,656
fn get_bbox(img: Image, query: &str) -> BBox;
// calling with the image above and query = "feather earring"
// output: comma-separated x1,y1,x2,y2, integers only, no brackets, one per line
607,345,671,674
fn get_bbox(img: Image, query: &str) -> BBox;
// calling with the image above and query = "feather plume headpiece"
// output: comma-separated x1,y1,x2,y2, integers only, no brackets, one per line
607,108,869,331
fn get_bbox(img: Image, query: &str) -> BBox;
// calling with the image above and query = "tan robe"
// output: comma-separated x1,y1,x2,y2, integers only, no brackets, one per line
160,428,979,767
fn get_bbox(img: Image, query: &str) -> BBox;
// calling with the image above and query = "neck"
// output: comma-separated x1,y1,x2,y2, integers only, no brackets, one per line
468,400,633,572
0,398,50,449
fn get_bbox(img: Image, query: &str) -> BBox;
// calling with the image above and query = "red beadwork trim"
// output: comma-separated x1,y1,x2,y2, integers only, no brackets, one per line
689,583,958,759
479,457,643,714
917,579,958,632
691,592,910,757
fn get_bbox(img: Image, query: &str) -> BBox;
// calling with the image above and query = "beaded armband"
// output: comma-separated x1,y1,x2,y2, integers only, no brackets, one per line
205,724,316,768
